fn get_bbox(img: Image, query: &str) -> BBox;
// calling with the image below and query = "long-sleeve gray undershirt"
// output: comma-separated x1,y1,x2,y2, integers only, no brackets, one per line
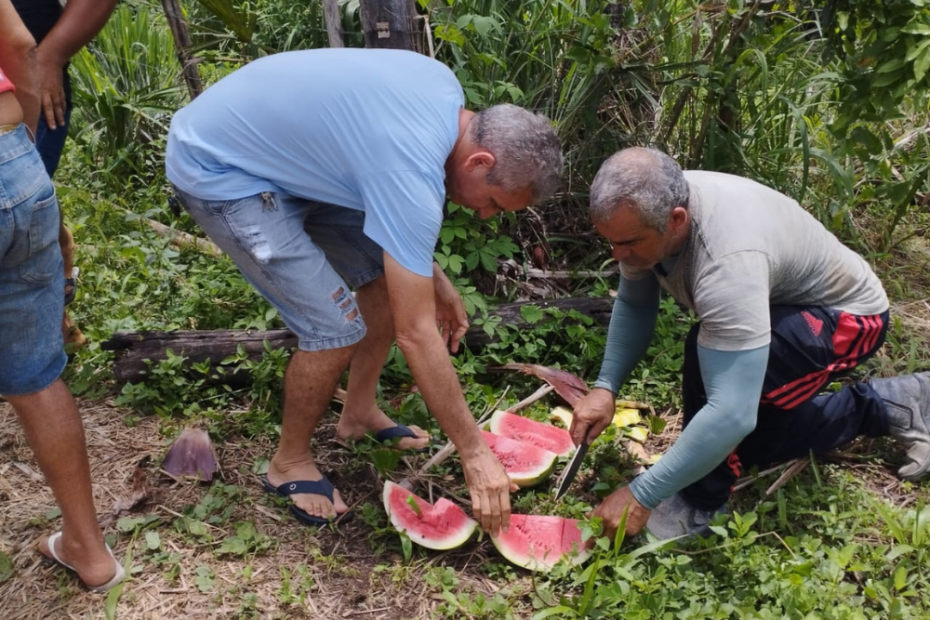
594,273,769,510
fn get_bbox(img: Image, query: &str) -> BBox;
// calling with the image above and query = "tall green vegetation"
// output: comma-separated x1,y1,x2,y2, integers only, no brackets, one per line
68,1,184,189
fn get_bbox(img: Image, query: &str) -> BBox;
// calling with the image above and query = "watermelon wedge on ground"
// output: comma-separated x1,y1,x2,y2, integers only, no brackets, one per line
491,514,591,572
382,481,477,550
488,410,574,457
481,430,558,487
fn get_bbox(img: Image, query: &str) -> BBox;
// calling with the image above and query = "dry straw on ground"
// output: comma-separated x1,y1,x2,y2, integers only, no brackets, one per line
0,399,519,620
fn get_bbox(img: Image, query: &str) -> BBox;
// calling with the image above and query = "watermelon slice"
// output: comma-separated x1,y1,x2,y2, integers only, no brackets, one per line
488,410,574,457
481,430,558,487
491,514,591,572
382,481,477,550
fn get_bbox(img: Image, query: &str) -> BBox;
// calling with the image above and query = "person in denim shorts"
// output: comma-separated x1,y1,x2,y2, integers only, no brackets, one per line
166,49,562,533
0,0,123,593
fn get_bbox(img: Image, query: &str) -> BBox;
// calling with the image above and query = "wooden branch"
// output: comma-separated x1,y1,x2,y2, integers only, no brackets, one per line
145,218,222,257
765,457,809,496
101,297,612,382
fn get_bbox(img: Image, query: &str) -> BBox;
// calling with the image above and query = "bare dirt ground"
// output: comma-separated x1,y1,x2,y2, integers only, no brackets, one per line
0,399,523,620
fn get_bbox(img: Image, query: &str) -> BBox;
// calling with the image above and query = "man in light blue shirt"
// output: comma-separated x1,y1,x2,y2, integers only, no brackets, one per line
166,48,562,533
572,147,928,541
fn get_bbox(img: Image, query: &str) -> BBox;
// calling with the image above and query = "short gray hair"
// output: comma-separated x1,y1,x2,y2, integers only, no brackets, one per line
589,147,689,232
472,104,562,201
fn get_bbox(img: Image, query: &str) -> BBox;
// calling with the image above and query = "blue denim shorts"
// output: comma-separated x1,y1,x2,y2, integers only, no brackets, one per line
174,187,385,351
0,125,66,396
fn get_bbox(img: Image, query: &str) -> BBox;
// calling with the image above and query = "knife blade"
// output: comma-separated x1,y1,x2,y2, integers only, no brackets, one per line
554,439,589,500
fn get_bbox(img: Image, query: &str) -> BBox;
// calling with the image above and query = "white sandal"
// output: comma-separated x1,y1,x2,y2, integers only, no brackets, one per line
45,532,126,594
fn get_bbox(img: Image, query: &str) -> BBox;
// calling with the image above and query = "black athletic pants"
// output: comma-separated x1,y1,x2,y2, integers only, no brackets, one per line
679,305,890,511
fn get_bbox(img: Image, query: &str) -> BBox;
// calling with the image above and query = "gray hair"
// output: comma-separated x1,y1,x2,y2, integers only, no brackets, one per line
472,104,562,201
589,147,689,232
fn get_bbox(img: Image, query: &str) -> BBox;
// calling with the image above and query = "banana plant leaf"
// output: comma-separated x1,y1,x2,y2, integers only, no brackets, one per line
491,363,589,406
162,427,218,482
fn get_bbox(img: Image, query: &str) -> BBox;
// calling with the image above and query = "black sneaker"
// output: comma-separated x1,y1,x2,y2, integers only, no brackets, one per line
645,493,728,540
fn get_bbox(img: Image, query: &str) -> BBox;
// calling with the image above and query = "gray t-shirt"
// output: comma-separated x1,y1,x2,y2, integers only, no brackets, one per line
622,171,888,351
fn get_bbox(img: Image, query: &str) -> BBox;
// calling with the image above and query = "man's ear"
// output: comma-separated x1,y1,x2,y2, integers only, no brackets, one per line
669,206,688,230
464,150,496,173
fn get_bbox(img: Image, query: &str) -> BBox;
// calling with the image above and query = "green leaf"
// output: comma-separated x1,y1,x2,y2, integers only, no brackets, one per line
894,565,908,591
520,304,544,324
217,536,248,555
902,22,930,35
236,522,257,541
400,531,412,563
915,47,930,81
887,544,915,561
194,566,215,592
145,531,161,550
876,57,906,73
530,605,578,620
0,551,13,583
104,580,126,620
471,15,499,37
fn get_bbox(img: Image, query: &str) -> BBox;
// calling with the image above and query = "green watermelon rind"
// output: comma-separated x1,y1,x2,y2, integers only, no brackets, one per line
481,431,558,488
490,515,592,573
382,481,477,551
488,410,575,458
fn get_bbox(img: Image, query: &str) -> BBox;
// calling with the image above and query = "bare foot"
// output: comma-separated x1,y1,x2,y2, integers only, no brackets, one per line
39,533,117,589
267,456,349,519
336,406,430,451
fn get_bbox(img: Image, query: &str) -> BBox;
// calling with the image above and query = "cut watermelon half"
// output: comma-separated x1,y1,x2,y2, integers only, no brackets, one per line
488,410,574,457
491,514,591,572
382,481,477,550
481,430,558,487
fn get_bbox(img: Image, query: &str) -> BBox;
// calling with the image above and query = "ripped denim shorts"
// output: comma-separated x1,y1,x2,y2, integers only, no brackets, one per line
173,187,384,351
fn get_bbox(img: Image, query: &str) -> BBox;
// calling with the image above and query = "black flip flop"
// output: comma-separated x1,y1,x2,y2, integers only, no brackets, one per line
372,423,431,454
262,475,354,526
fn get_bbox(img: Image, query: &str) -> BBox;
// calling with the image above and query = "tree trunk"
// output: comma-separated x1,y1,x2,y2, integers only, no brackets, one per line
358,0,420,53
322,0,344,48
160,0,203,100
102,297,613,383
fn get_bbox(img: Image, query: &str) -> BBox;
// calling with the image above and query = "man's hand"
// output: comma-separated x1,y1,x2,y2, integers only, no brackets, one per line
592,486,650,541
35,48,66,130
461,447,515,535
432,262,468,353
569,387,616,446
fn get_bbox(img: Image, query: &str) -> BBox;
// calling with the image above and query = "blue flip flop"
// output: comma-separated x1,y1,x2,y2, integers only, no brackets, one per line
372,423,431,453
262,475,354,526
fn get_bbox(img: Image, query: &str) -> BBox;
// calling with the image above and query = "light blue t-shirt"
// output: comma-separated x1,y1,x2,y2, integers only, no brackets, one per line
165,49,464,277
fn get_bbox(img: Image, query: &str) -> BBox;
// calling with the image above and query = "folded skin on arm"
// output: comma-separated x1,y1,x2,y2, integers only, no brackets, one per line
570,273,660,445
383,253,513,534
627,343,770,511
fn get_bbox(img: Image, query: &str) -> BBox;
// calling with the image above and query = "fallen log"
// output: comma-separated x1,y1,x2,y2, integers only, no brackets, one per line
101,297,613,383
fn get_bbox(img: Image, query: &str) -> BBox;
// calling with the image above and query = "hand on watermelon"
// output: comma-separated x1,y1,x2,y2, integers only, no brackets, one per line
461,448,517,535
570,387,616,446
591,485,650,540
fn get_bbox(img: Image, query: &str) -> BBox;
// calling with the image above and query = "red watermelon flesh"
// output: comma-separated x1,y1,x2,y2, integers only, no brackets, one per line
382,481,477,550
488,410,574,457
491,514,591,572
481,430,557,487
